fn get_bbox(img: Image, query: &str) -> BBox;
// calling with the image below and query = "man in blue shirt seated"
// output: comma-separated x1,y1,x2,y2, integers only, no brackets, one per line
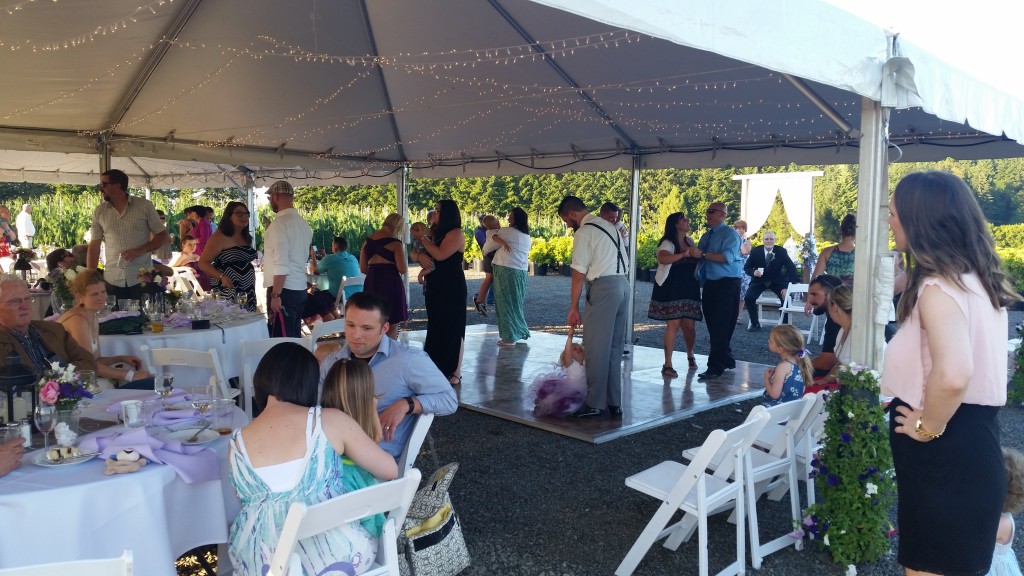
319,292,458,460
310,236,363,301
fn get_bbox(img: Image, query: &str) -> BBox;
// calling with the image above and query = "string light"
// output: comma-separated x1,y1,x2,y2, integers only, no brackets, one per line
0,0,177,52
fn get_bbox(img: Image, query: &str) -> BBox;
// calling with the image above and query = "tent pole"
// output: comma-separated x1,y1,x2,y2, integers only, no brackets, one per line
625,154,641,353
850,97,890,367
399,166,411,309
245,171,256,248
99,135,111,174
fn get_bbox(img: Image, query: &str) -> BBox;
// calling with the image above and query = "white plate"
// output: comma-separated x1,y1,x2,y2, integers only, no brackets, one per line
31,450,99,467
160,428,220,445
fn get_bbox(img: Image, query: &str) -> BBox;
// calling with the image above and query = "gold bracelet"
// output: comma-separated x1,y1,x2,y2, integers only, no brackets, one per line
914,417,946,439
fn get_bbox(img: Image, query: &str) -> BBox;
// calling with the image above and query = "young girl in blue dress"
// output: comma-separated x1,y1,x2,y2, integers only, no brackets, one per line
762,324,812,407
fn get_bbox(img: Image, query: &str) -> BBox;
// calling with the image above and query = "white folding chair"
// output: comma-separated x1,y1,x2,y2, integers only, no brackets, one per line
397,413,435,475
141,345,238,401
267,469,422,576
240,338,312,418
755,291,783,327
683,398,814,569
0,549,132,575
310,317,347,346
172,267,208,298
779,283,817,338
616,408,770,576
756,391,829,508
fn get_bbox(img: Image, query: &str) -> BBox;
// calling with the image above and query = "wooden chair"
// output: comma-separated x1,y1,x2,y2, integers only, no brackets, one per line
267,469,422,576
0,550,132,575
141,345,237,401
240,337,312,418
616,408,770,576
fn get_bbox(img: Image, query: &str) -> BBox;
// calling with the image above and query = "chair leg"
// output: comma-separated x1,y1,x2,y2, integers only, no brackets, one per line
746,472,763,570
699,508,710,576
615,503,680,576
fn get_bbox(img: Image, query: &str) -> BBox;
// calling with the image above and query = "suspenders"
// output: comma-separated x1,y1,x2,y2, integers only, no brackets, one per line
584,222,628,274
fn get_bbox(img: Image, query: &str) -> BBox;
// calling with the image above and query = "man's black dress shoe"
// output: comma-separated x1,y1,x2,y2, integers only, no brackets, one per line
697,370,723,380
747,324,761,332
571,406,603,418
608,405,623,418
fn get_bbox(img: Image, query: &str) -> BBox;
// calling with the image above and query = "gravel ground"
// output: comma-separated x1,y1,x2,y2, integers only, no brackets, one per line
402,271,1024,576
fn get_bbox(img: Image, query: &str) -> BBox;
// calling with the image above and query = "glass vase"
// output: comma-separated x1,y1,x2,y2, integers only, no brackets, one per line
50,291,69,314
55,406,80,436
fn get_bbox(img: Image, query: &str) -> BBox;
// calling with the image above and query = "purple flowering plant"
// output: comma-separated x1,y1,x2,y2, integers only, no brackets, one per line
37,361,95,411
798,363,895,567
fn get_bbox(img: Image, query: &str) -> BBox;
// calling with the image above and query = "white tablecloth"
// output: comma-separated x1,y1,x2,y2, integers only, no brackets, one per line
0,389,248,575
100,314,269,385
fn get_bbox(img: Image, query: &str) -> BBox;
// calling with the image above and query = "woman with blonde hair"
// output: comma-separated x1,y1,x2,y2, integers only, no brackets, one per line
360,213,408,338
58,268,152,387
882,171,1020,576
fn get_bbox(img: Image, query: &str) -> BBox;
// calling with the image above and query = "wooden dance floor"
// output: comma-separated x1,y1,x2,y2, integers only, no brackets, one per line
400,325,769,443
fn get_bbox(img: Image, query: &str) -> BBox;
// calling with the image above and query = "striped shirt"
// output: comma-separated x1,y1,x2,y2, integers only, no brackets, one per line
89,196,164,287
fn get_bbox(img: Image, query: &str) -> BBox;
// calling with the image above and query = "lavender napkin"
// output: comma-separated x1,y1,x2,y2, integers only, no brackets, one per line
78,428,220,483
165,312,192,328
104,389,189,414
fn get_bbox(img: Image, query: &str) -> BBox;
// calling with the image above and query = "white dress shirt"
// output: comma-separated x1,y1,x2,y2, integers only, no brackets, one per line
570,213,628,281
262,207,313,291
485,228,531,271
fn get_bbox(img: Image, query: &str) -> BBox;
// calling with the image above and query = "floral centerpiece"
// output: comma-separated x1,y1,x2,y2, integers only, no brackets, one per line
12,247,36,261
49,265,87,311
1009,322,1024,405
796,363,895,568
136,267,164,286
164,288,183,311
37,362,95,411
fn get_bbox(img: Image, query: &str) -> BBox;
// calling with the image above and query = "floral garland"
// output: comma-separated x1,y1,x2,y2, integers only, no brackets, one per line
37,362,95,411
795,363,895,568
1009,322,1024,405
799,234,818,275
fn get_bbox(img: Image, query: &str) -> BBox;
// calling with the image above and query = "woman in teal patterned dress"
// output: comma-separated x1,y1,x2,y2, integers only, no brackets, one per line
229,343,398,576
810,213,856,285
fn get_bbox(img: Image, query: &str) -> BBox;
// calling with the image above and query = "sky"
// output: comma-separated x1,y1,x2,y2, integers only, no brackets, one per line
827,0,1024,99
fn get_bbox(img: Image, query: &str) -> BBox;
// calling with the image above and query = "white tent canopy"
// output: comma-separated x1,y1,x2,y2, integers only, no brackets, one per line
1,0,1023,188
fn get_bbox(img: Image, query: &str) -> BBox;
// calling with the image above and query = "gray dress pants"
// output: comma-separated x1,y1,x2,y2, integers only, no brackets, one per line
582,275,630,409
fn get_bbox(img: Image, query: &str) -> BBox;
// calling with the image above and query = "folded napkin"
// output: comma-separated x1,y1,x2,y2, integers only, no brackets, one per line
165,312,192,328
151,408,200,426
97,310,142,323
79,427,220,483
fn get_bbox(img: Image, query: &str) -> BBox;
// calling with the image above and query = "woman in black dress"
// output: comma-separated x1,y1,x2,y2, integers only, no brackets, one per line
647,213,702,377
360,213,408,339
198,201,257,311
418,200,467,385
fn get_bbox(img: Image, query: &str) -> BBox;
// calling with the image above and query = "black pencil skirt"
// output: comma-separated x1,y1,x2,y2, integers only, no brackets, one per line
888,397,1005,575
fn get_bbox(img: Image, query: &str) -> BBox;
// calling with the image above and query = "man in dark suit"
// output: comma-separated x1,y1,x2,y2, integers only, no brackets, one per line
743,231,799,331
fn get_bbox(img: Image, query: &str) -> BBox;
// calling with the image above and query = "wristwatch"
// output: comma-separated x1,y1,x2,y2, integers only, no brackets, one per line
405,396,416,414
272,293,282,299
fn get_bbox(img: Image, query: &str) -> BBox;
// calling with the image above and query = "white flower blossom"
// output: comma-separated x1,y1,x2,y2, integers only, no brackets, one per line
866,482,878,496
868,370,881,380
847,411,855,419
65,269,77,280
846,564,857,576
154,275,163,283
824,534,830,547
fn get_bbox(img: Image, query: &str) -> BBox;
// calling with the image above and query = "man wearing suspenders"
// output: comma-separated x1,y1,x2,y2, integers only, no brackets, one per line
558,196,630,419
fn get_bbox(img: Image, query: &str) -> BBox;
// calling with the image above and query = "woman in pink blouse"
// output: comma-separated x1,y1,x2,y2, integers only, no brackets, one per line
883,171,1021,576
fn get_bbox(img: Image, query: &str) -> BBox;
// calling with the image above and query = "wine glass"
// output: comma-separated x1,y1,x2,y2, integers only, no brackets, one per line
156,372,174,405
190,386,213,426
236,292,248,311
34,404,57,450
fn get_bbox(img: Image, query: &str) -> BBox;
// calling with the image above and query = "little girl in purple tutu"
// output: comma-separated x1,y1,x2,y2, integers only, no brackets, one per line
528,326,587,417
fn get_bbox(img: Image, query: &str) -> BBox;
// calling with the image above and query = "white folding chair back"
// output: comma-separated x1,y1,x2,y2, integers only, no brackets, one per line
0,549,132,575
267,469,422,576
779,283,817,338
172,267,207,298
757,391,828,508
616,408,770,576
142,345,237,401
240,338,311,418
397,413,435,475
310,317,347,345
755,291,783,327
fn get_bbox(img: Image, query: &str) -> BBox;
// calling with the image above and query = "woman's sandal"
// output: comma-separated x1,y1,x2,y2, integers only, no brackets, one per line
661,365,679,378
688,356,698,369
472,295,487,315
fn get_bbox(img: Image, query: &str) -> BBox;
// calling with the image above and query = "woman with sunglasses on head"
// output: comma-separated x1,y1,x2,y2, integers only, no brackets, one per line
198,201,258,311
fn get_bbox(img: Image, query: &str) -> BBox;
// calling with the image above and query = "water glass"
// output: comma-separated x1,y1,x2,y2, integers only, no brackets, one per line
121,400,145,429
156,372,174,403
210,399,234,436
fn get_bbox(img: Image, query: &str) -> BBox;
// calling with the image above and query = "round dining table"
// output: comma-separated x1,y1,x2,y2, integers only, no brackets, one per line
0,389,248,575
99,313,269,385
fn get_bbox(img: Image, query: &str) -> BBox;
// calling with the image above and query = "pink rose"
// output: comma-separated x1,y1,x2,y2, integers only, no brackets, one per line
39,380,60,405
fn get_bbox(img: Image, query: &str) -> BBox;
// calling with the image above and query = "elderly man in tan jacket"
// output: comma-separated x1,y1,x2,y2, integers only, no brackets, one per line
0,275,96,375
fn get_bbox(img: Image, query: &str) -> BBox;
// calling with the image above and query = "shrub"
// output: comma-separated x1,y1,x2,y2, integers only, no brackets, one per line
993,223,1024,250
997,248,1024,295
634,232,659,271
547,236,574,264
528,239,556,265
